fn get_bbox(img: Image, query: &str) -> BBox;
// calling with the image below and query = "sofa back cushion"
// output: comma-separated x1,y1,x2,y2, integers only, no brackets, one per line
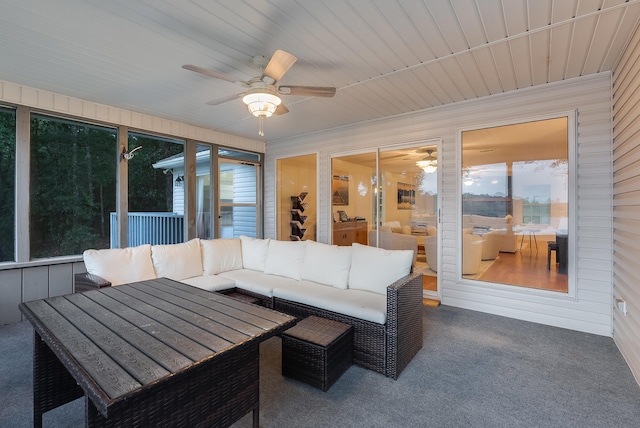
200,238,243,275
348,243,413,295
301,240,352,289
264,239,307,280
83,244,156,286
151,239,203,281
240,236,271,271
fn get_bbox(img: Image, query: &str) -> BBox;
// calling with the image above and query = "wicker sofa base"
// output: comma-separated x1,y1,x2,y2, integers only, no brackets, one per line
275,298,386,376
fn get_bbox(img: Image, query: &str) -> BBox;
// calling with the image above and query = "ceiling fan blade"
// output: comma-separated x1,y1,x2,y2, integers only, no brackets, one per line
205,93,242,106
262,50,297,83
275,103,289,115
182,64,240,84
279,85,336,97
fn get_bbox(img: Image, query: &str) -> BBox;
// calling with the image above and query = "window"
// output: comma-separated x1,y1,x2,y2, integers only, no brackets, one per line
30,114,117,258
461,117,569,292
126,132,184,247
0,108,15,262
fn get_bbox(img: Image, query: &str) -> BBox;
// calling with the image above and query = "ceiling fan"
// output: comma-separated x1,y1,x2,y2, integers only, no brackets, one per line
182,50,336,136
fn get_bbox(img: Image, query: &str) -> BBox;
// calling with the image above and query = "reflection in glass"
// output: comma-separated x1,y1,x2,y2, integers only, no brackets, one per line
461,117,568,292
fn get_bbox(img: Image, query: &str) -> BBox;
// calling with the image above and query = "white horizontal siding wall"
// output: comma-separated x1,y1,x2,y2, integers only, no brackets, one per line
612,24,640,383
265,73,613,336
0,80,264,326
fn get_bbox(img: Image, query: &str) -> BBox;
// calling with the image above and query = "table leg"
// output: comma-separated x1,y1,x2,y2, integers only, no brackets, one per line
32,332,84,428
253,404,259,428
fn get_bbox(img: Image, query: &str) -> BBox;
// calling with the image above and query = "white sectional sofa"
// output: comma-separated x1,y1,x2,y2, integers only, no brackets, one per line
75,236,424,379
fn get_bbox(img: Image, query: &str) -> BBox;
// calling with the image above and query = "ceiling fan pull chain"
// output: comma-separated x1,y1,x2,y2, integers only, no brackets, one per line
258,115,265,136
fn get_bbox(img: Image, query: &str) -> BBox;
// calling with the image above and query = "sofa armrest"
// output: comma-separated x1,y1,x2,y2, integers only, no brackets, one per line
74,272,112,293
385,271,423,379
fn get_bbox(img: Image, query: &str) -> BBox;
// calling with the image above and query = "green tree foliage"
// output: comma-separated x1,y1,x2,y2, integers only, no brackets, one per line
127,134,183,213
30,116,117,257
0,109,15,261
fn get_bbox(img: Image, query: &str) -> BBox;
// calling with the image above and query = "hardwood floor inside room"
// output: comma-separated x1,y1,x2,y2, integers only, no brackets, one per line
420,238,568,301
479,239,568,292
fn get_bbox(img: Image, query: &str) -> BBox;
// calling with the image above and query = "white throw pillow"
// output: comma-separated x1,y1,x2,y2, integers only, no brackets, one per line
83,244,156,286
348,243,413,295
151,239,203,281
200,238,243,275
264,240,307,280
301,240,352,289
240,235,271,271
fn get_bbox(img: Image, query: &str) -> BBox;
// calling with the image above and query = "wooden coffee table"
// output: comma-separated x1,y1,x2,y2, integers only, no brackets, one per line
19,277,295,428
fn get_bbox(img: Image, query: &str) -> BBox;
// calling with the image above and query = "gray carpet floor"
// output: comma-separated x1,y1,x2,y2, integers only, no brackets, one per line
2,305,639,428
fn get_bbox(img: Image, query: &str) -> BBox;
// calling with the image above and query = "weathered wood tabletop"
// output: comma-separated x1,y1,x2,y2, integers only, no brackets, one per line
20,277,295,428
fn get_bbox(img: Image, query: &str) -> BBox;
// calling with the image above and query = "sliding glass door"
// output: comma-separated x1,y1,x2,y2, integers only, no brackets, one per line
218,158,260,238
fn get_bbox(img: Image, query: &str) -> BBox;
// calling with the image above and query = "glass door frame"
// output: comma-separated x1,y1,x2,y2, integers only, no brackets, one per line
217,157,262,239
377,139,442,301
330,138,442,300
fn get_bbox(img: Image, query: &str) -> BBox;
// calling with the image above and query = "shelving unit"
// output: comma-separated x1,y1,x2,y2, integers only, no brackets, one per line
290,192,309,241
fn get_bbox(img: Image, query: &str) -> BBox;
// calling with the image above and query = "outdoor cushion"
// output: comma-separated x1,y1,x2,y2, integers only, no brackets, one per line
200,238,243,275
180,274,236,292
348,243,413,295
264,239,307,280
301,240,352,289
274,282,386,324
151,238,202,281
240,236,270,271
83,244,156,286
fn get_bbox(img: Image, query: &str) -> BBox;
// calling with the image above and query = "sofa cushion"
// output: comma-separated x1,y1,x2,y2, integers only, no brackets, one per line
217,269,294,297
200,238,243,275
180,275,236,292
83,244,156,286
240,236,270,271
348,243,413,295
264,239,307,280
273,282,387,324
301,240,352,289
151,239,202,281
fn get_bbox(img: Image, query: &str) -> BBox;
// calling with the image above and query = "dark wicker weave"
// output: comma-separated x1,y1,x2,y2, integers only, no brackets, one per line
75,272,111,293
21,278,295,428
217,288,274,308
275,272,423,379
282,316,353,391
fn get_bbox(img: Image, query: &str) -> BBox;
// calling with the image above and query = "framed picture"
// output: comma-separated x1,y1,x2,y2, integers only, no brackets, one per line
332,174,349,206
397,182,415,210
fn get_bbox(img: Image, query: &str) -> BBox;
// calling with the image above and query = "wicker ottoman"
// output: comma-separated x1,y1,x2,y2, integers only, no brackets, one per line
281,315,353,392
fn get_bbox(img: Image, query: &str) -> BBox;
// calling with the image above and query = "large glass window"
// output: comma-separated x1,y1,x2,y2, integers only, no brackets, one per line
30,115,117,258
461,117,569,292
0,108,16,262
126,132,184,247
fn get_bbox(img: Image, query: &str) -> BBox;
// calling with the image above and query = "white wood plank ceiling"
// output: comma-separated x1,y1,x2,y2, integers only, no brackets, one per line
0,0,639,142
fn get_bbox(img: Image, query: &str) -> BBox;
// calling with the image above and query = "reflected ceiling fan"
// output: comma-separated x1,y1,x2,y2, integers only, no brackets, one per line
182,50,336,136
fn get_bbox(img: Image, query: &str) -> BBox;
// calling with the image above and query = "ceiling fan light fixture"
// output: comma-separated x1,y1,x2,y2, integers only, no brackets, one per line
416,149,437,173
242,88,281,118
416,159,437,173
